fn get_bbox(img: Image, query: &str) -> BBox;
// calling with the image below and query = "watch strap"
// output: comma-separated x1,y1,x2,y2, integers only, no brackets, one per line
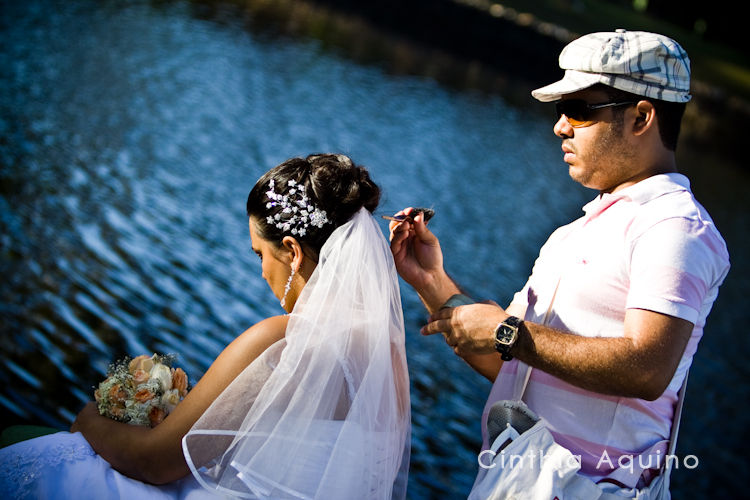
504,316,522,328
440,293,475,309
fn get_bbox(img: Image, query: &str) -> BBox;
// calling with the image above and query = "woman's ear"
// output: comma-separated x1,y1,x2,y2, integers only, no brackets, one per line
281,236,305,271
633,100,656,136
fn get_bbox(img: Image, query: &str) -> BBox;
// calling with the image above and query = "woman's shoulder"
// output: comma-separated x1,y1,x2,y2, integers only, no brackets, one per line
256,314,290,330
227,315,288,360
188,315,289,413
241,315,288,340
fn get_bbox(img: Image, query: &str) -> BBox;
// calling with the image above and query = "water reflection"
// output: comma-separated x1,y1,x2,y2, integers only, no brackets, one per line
1,0,746,498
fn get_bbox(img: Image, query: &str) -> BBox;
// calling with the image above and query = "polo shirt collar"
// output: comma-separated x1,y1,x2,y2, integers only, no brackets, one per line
582,173,691,218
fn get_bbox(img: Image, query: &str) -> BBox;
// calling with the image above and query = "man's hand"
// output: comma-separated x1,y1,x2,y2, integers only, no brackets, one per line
422,302,509,357
388,207,461,312
388,207,442,288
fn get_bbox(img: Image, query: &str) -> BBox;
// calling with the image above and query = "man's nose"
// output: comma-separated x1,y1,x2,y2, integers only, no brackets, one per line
554,114,574,138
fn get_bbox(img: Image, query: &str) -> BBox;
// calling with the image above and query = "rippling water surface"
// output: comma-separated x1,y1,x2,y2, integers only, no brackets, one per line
1,1,747,497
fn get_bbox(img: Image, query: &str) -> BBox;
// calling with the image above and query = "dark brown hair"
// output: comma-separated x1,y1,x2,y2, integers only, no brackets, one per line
246,154,380,260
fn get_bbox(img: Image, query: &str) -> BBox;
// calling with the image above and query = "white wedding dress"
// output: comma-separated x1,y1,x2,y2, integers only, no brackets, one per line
0,431,210,499
0,208,410,500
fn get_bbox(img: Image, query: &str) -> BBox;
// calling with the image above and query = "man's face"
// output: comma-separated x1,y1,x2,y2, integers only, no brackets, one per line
553,89,638,193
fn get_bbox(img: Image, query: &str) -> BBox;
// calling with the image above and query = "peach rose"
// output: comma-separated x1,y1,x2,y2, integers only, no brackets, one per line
148,406,166,427
108,383,128,405
129,354,154,374
172,367,188,398
132,368,150,385
94,388,102,404
134,388,156,403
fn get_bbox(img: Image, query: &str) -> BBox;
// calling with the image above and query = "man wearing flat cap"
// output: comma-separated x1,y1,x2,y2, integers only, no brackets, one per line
390,30,730,497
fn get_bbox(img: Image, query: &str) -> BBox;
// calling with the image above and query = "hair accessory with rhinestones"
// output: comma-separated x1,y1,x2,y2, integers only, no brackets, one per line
265,179,330,236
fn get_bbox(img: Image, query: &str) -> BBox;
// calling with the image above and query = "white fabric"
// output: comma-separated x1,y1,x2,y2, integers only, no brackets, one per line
183,208,411,499
0,431,214,500
470,409,669,500
480,174,729,487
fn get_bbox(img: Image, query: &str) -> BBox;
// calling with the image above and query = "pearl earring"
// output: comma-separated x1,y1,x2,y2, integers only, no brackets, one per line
280,266,296,308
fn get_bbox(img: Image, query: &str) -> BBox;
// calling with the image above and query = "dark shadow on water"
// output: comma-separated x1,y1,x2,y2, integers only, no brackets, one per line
191,0,748,170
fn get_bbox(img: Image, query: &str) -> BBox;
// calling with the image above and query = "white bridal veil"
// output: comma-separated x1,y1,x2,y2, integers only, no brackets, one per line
183,208,411,499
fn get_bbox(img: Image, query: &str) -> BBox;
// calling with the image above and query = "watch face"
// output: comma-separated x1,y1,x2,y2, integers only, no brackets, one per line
495,318,519,360
496,326,515,344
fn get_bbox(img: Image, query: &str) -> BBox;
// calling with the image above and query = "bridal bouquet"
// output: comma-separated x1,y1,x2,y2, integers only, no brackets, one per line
95,353,189,427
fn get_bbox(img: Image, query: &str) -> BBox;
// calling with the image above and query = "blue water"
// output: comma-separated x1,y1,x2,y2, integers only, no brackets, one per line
1,0,747,497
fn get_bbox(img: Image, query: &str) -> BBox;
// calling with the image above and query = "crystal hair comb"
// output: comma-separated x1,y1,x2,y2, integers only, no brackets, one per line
265,179,330,236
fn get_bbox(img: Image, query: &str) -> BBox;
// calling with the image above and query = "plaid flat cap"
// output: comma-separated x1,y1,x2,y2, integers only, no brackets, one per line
532,29,691,103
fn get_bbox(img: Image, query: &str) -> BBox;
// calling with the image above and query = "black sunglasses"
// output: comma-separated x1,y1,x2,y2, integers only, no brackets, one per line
555,99,638,127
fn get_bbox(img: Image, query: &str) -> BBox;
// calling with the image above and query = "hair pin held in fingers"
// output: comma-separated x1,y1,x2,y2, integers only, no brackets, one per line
381,207,435,224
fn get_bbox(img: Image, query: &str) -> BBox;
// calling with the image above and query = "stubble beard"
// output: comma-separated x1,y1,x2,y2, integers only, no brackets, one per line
570,119,635,192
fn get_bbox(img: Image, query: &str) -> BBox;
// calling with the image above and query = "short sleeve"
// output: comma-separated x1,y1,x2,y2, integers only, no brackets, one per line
627,216,729,324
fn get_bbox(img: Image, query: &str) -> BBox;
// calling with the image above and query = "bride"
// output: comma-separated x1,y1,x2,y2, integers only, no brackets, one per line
0,154,411,499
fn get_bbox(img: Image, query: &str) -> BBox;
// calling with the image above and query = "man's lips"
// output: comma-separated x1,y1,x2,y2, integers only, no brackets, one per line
562,144,575,163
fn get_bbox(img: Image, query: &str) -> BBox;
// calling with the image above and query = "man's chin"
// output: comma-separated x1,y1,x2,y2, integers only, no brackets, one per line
568,168,598,190
567,165,585,184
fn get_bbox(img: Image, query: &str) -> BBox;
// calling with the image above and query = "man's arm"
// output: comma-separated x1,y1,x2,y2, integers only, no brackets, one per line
388,207,461,313
516,308,692,399
388,208,521,383
424,304,693,400
387,206,692,398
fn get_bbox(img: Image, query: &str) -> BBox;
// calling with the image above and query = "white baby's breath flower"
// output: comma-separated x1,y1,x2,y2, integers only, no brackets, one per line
124,399,152,427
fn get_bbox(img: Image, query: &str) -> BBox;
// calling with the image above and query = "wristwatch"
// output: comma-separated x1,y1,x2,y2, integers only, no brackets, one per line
494,316,522,361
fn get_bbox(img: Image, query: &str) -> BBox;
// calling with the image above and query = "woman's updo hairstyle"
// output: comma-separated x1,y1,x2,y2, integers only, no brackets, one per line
246,154,380,260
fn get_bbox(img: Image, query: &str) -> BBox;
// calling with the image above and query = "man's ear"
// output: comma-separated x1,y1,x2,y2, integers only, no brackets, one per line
632,100,656,136
281,235,304,271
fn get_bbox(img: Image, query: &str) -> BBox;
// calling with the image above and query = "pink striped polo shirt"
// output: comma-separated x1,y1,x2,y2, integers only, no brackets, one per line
480,173,730,487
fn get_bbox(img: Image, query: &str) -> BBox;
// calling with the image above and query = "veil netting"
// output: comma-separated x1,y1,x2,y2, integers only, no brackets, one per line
182,207,411,499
